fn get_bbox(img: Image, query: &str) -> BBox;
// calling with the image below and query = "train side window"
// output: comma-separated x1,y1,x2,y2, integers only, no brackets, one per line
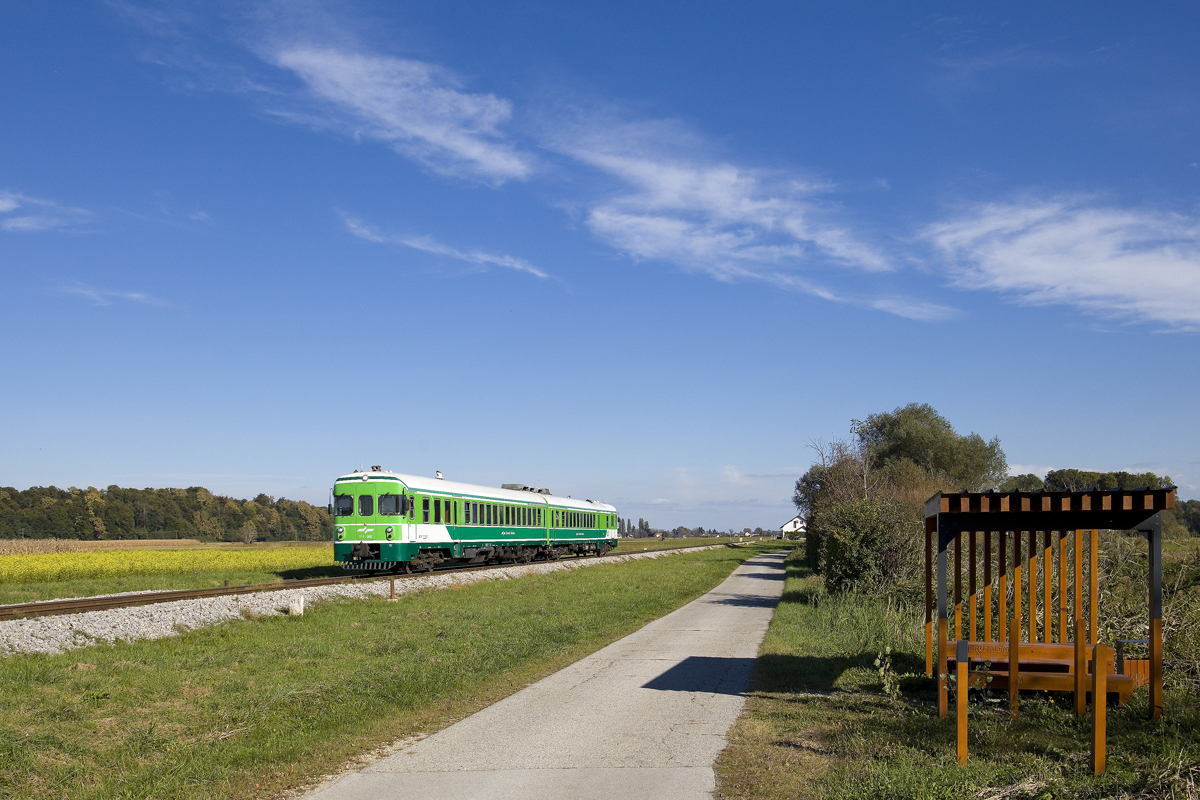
434,499,442,524
538,508,542,525
334,495,353,517
379,494,401,516
422,497,430,523
359,495,373,517
472,502,478,524
454,501,459,525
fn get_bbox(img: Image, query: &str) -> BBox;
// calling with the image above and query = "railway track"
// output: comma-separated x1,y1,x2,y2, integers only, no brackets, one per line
0,543,725,622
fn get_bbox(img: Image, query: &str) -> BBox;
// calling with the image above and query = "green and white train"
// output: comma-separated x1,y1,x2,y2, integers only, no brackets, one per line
331,467,619,573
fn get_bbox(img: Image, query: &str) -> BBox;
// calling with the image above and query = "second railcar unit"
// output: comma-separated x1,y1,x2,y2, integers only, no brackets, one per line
331,468,618,572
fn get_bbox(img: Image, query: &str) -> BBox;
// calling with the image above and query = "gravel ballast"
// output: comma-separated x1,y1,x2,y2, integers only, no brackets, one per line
1,546,722,657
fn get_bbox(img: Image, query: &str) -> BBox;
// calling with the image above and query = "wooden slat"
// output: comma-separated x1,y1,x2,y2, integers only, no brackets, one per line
1093,643,1107,774
1075,618,1087,716
1151,617,1163,719
938,616,949,719
1075,529,1083,645
1028,530,1038,642
1013,531,1023,643
956,640,968,765
1043,531,1052,643
1058,531,1068,644
984,531,993,642
955,531,963,641
969,530,978,642
998,530,1008,642
1009,615,1020,719
1090,529,1099,645
962,669,1135,696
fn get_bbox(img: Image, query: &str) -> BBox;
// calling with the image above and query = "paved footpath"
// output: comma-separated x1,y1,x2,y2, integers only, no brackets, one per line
306,550,787,800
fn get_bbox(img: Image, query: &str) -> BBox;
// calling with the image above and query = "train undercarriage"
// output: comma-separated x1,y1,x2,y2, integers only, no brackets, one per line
340,540,617,576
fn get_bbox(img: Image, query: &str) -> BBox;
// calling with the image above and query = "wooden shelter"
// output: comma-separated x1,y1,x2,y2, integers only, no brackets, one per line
924,486,1174,720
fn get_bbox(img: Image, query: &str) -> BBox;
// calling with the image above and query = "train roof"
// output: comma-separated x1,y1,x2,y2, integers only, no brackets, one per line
333,470,616,512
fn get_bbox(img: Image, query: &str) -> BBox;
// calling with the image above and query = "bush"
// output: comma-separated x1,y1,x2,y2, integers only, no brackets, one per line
815,496,920,594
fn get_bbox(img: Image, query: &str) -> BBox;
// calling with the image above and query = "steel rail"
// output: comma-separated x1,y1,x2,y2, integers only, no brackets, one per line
0,543,731,621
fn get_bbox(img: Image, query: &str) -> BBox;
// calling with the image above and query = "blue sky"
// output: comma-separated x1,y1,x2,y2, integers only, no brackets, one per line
2,1,1198,530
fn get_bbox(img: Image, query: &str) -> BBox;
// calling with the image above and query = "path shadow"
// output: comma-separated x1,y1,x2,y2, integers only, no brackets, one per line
708,593,783,608
642,656,758,696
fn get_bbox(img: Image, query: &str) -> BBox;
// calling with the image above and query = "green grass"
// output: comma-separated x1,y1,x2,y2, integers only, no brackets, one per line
0,542,776,800
716,549,1200,800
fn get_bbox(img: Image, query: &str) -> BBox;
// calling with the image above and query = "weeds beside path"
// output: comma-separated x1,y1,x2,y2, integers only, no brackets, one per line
716,549,1200,800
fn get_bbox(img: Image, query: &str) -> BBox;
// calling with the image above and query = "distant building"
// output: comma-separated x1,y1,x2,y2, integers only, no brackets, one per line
780,515,805,537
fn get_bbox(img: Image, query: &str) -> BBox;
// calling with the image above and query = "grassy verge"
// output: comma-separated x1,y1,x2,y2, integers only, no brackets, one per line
0,542,776,800
716,549,1200,800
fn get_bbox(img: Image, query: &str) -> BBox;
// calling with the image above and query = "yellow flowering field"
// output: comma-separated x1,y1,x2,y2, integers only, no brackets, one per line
0,547,336,584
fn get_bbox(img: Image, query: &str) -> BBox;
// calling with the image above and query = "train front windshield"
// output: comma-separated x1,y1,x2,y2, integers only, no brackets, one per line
334,495,354,516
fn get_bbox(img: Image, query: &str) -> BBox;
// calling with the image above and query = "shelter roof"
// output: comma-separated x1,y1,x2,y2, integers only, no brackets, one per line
925,487,1175,533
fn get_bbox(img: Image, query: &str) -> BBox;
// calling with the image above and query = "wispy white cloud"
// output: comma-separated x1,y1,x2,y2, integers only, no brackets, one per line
0,191,92,233
270,46,532,183
58,282,167,306
552,119,889,278
344,215,549,278
539,119,958,320
925,197,1200,330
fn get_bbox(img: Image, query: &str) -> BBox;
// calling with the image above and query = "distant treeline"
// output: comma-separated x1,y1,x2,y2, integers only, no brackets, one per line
0,485,332,542
1001,469,1200,537
617,517,772,538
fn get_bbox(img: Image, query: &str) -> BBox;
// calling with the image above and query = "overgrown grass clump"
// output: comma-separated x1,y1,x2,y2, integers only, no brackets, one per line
0,543,772,800
717,549,1200,800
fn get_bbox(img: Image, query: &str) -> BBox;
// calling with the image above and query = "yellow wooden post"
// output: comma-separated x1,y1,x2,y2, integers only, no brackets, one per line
955,531,963,641
969,531,978,642
1009,615,1020,720
998,530,1007,642
938,616,949,719
1058,531,1068,643
956,640,969,765
1090,529,1099,645
1075,617,1087,716
984,531,993,641
1043,531,1052,643
1028,530,1038,642
1013,532,1023,643
1092,642,1107,774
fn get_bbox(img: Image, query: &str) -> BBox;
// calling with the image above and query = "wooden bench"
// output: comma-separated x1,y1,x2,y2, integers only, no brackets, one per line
944,640,1147,704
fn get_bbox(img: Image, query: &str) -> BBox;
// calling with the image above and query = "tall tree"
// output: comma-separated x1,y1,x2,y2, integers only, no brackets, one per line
855,403,1007,492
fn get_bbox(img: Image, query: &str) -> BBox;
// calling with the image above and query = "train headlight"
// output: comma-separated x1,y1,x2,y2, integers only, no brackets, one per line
386,526,394,540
